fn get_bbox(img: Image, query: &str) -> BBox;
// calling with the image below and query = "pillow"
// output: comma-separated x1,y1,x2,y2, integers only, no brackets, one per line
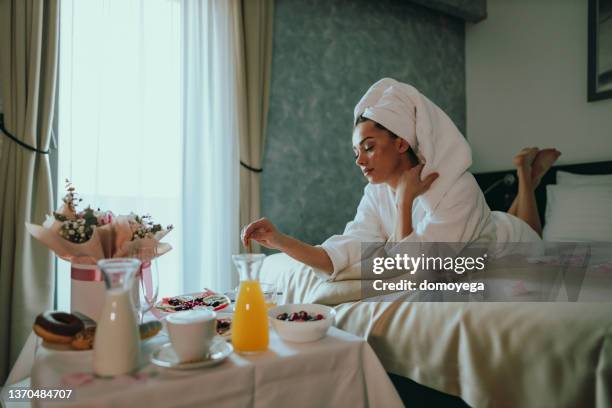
543,184,612,241
556,170,612,185
259,253,362,306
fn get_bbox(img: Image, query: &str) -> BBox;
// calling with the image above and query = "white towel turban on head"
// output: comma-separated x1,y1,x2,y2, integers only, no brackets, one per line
353,78,473,214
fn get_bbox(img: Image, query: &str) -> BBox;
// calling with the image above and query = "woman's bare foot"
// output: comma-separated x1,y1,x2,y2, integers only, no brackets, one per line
531,148,561,187
512,147,539,190
513,147,539,170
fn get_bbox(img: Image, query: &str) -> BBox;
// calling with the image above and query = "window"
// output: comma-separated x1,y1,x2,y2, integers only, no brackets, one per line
57,0,242,311
57,0,183,309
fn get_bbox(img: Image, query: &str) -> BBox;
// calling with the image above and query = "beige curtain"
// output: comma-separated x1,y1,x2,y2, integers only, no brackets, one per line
0,0,58,384
236,0,274,250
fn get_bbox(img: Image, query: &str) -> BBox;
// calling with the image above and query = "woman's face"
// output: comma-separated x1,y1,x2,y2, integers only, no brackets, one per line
352,120,409,184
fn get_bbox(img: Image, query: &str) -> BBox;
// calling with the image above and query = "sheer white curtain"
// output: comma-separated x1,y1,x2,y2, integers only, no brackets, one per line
181,0,241,293
57,0,241,310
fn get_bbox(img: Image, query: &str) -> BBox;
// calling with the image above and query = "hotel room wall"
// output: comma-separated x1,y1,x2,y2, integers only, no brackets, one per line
466,0,612,173
262,0,466,246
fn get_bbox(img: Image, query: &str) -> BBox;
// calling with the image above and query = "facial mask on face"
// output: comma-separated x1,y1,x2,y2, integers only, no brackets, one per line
354,78,473,214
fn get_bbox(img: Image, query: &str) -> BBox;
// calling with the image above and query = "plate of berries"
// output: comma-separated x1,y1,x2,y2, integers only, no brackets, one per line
155,289,231,316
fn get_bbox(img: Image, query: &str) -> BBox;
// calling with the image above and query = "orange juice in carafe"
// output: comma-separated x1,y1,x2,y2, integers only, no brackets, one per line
232,280,269,352
231,254,269,353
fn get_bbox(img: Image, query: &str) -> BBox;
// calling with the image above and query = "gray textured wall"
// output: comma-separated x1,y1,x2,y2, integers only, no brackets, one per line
261,0,466,247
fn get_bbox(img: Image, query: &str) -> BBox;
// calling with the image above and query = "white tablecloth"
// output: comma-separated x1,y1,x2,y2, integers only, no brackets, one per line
7,328,402,408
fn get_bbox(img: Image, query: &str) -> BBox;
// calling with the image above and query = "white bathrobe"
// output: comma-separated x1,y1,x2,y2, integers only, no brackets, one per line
320,177,540,276
320,78,539,277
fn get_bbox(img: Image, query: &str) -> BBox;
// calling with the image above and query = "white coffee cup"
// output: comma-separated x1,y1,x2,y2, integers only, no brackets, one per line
166,309,217,362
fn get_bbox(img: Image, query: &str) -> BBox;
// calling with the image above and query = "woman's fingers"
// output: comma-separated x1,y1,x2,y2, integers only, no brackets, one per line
412,163,425,177
241,222,260,246
241,218,274,246
240,226,250,246
242,219,264,245
250,227,268,239
422,172,439,189
414,173,438,196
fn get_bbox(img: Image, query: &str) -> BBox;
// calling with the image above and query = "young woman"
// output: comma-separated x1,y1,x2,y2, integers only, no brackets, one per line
241,78,561,277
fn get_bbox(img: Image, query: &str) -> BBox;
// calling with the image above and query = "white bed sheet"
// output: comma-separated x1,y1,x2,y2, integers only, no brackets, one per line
260,253,612,408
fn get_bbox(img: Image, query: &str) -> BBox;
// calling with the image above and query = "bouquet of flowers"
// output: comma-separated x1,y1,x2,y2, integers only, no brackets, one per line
26,180,173,264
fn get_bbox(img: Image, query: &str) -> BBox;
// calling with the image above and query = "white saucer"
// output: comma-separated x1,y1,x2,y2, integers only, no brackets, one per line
150,339,233,370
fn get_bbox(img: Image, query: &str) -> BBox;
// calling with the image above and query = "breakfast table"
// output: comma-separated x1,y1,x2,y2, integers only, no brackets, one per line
4,326,403,408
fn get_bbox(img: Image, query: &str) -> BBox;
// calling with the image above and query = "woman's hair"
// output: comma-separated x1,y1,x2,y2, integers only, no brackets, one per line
355,115,419,165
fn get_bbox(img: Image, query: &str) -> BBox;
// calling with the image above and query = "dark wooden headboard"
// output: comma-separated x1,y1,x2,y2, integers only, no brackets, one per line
473,160,612,224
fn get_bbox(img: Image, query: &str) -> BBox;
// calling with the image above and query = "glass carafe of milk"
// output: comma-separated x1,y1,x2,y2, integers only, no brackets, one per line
94,258,141,377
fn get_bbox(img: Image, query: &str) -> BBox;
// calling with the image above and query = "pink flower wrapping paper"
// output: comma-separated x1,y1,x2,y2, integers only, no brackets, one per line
26,192,173,265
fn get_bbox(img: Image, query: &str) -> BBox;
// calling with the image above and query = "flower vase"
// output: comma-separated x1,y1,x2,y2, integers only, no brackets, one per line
70,263,106,321
71,261,146,321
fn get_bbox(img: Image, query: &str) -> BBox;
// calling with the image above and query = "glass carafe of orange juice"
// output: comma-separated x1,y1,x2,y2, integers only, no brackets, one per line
231,254,269,353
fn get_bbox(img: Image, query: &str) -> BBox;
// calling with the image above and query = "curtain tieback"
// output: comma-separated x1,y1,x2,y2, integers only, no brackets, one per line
0,113,50,155
240,160,263,173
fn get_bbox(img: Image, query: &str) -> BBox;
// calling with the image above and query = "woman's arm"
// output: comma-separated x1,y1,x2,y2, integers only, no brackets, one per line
394,195,415,241
242,218,334,274
276,235,333,273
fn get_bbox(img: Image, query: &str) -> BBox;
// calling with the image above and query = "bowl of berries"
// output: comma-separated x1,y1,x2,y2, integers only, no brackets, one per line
269,304,336,343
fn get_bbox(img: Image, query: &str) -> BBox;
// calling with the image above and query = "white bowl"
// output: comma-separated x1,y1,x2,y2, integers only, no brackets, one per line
268,304,336,343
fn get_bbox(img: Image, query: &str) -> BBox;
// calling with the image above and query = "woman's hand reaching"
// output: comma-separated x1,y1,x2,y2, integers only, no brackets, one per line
395,164,439,209
241,218,285,250
240,218,334,274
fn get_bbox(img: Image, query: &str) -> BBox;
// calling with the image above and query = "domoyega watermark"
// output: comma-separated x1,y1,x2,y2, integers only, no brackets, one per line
372,279,486,293
358,241,612,302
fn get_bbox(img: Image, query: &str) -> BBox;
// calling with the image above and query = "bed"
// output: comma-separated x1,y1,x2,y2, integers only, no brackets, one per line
259,161,612,408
